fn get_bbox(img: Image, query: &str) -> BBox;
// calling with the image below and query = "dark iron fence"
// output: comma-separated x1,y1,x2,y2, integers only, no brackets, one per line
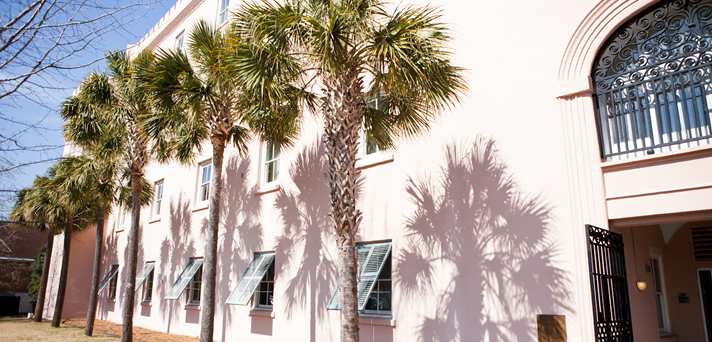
587,225,634,342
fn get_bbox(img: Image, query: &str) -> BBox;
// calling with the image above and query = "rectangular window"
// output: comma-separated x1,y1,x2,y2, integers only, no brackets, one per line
255,258,275,309
109,270,119,301
364,94,387,155
99,264,120,301
217,0,230,25
152,180,164,217
188,264,203,305
651,256,671,334
175,30,185,52
136,261,155,302
144,268,154,302
165,257,203,300
226,252,275,307
114,209,128,231
198,162,212,203
364,253,391,312
327,241,392,315
263,142,280,184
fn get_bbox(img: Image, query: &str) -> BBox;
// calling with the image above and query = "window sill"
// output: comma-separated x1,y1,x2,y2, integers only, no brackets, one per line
192,202,209,213
356,152,394,170
141,301,152,306
359,314,395,327
256,183,281,195
184,304,201,311
249,309,275,318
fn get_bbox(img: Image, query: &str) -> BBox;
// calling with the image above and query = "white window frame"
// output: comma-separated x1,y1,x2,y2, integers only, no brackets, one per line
217,0,230,26
142,267,154,302
114,209,128,232
175,30,185,52
262,141,280,185
98,264,120,300
197,161,212,205
165,257,203,300
362,125,383,156
225,252,275,306
253,256,275,310
187,262,203,306
327,241,392,316
650,254,672,335
152,179,164,218
107,265,119,301
362,95,385,156
137,261,155,303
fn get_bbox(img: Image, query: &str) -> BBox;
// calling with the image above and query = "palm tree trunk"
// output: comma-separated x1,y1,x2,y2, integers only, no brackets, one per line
85,206,105,336
323,70,364,342
52,222,72,327
121,175,142,342
33,230,54,322
199,140,225,342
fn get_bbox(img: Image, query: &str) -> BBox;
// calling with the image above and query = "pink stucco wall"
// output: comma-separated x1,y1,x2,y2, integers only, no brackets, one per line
42,0,712,341
44,225,95,320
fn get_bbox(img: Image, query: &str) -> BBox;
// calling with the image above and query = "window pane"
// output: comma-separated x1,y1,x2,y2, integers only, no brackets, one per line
166,258,203,299
175,31,184,51
226,252,275,305
264,142,279,183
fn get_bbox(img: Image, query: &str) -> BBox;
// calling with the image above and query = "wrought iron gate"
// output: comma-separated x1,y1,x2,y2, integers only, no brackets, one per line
586,224,634,342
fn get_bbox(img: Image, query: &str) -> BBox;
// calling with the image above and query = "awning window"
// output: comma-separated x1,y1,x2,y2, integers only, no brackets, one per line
165,258,203,300
98,264,119,293
136,261,155,289
327,241,391,311
226,252,275,305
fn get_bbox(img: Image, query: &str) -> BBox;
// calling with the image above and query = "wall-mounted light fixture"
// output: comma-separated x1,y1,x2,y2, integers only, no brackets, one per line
631,229,647,292
636,280,648,292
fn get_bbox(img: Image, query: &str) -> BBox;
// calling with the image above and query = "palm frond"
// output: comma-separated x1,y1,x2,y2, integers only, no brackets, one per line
365,6,466,139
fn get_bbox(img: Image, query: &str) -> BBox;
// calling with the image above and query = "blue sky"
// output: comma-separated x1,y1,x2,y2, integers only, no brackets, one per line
0,1,175,217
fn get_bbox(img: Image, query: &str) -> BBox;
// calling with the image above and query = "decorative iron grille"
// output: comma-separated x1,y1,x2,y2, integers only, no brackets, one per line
592,0,712,160
586,225,634,342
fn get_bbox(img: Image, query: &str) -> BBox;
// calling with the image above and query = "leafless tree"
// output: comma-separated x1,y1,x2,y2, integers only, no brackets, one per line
0,0,170,216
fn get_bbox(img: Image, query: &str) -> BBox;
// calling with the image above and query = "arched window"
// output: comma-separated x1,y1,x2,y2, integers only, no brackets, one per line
592,0,712,160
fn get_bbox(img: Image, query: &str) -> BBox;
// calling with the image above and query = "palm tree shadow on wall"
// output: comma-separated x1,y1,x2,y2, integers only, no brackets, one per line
218,156,263,341
159,194,195,330
99,229,119,317
274,140,337,342
398,137,570,342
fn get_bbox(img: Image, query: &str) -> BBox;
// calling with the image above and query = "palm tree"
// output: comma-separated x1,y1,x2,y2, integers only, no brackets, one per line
12,164,94,328
234,2,465,341
50,149,153,336
144,20,301,342
11,188,53,323
61,50,156,342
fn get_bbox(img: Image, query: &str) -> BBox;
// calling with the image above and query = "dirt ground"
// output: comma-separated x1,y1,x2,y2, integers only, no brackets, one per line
0,317,198,342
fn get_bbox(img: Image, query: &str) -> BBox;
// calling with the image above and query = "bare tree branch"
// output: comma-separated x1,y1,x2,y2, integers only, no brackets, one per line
0,157,62,173
0,0,171,186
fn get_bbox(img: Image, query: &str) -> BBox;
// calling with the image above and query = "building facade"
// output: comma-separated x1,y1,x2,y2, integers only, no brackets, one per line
43,0,712,341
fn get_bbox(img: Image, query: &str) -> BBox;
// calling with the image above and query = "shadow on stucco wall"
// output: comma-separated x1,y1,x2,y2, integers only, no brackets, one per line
218,156,263,341
98,226,120,317
159,193,195,332
274,140,337,342
397,136,570,342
